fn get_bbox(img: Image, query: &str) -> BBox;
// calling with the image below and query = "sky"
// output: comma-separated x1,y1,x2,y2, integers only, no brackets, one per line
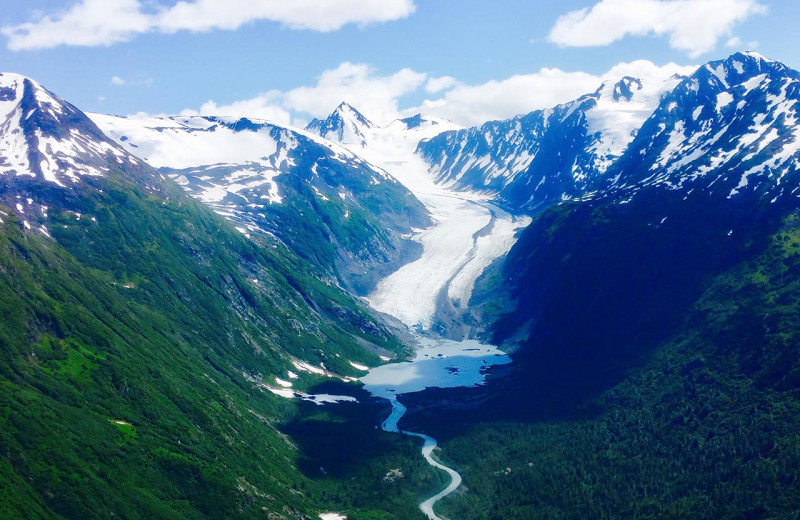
1,0,798,128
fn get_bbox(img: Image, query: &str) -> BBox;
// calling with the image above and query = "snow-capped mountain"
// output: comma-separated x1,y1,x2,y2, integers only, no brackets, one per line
305,102,376,145
305,102,461,186
0,72,161,237
417,68,688,211
418,52,800,214
91,112,430,294
605,52,800,205
0,72,141,189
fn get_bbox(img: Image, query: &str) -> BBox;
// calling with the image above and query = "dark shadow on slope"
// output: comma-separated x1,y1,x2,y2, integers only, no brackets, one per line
399,187,791,441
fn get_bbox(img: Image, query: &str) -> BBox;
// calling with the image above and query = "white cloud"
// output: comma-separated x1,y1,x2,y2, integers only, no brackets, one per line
548,0,767,58
3,0,151,51
601,59,697,83
179,63,425,127
157,0,416,33
2,0,415,51
178,60,695,129
726,36,759,49
425,76,459,93
109,74,154,88
411,68,602,126
726,36,743,48
283,63,427,125
180,90,293,126
407,61,694,126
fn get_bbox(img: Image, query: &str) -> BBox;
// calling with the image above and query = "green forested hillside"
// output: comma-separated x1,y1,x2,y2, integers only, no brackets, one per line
0,162,415,519
428,206,800,519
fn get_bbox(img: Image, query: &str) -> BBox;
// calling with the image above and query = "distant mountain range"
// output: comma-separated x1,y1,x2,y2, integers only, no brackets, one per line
418,52,800,213
3,50,800,519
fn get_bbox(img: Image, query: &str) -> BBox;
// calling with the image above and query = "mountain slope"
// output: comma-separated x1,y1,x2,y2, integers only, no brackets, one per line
0,73,413,519
91,112,430,295
470,52,800,411
606,52,800,202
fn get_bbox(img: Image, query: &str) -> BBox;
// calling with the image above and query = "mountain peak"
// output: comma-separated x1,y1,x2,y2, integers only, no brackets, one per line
0,71,135,188
698,51,795,90
332,102,373,127
305,102,374,144
734,50,773,63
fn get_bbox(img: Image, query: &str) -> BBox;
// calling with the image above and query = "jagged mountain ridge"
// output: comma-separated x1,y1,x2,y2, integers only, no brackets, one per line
0,73,140,188
304,101,461,163
416,67,686,211
417,52,800,214
604,52,800,204
305,101,376,145
91,111,431,295
303,101,463,203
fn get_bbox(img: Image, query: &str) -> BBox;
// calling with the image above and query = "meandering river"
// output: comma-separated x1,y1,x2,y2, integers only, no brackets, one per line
361,337,510,519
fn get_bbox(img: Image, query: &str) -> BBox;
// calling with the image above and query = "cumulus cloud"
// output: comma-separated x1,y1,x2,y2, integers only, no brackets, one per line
408,60,696,126
283,63,426,124
548,0,766,58
2,0,416,51
726,36,759,49
178,60,696,129
157,0,416,33
180,90,293,126
425,76,459,93
412,69,602,126
2,0,151,51
110,74,154,87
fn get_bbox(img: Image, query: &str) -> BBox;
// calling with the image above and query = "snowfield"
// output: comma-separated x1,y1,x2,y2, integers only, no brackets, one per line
88,114,278,169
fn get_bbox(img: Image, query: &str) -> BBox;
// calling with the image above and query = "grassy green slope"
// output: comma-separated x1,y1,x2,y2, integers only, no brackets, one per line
0,160,411,519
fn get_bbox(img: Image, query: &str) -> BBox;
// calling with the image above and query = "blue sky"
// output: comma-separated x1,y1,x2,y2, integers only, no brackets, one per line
1,0,798,126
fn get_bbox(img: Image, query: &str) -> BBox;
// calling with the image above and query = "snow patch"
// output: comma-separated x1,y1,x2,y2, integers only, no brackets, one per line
716,92,734,113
